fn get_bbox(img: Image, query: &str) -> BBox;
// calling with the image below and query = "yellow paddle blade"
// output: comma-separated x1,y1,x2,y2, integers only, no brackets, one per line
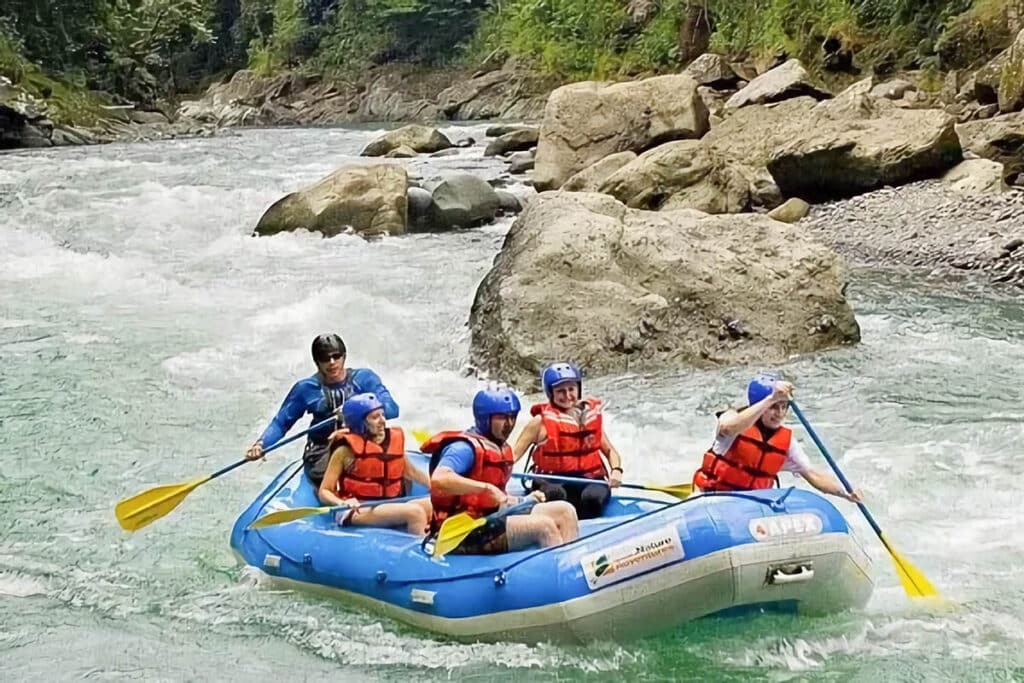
114,477,209,532
645,482,693,499
432,512,486,558
248,506,333,529
881,534,942,600
411,429,431,446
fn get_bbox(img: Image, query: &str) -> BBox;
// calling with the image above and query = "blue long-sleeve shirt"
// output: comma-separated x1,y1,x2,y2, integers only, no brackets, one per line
258,368,399,447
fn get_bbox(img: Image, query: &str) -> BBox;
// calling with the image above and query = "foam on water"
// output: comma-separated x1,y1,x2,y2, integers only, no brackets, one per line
2,128,1023,681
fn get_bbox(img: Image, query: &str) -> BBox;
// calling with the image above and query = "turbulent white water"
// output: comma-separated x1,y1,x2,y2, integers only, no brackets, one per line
2,127,1023,681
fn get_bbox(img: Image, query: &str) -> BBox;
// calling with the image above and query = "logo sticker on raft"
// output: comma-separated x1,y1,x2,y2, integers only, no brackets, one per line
581,525,684,590
749,513,823,542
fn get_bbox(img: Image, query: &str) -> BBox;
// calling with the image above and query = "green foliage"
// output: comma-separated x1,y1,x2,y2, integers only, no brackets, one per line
2,0,1020,128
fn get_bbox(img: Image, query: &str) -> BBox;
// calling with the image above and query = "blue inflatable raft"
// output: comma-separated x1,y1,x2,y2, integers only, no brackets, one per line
231,456,873,643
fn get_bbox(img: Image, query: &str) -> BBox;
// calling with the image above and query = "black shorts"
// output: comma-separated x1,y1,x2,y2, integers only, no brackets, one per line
447,517,509,555
533,478,610,520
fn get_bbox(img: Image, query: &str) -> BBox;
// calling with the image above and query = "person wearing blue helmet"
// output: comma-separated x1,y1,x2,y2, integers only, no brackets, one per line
694,374,862,502
316,393,432,535
244,333,400,486
512,362,625,519
421,385,579,554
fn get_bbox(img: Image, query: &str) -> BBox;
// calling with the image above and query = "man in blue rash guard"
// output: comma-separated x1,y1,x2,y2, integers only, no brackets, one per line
245,333,399,484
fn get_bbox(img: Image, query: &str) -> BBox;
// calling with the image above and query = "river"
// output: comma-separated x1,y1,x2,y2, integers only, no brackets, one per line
1,126,1022,681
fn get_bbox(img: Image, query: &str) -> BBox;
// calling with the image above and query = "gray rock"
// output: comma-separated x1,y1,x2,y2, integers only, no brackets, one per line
683,53,742,88
407,186,434,233
361,124,453,157
942,159,1009,194
508,151,535,174
484,127,539,156
429,173,502,230
561,152,638,192
598,139,750,214
255,164,408,238
469,191,859,385
486,124,534,137
725,59,831,110
534,74,709,191
768,197,811,222
496,190,523,215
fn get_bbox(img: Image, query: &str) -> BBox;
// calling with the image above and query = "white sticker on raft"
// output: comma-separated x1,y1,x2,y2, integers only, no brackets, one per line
581,525,685,591
748,513,823,542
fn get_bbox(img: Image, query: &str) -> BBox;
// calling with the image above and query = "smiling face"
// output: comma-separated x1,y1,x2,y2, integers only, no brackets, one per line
363,408,386,440
316,352,346,383
550,381,580,410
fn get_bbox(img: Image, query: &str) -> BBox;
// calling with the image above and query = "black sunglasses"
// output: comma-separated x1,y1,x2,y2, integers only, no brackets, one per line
318,352,345,363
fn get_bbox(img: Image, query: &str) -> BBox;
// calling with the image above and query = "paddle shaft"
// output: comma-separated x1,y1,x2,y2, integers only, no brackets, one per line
790,401,882,538
210,414,339,482
510,471,617,489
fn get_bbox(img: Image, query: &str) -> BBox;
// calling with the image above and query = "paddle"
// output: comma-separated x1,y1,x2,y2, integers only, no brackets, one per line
247,494,425,529
433,499,536,558
115,415,338,532
510,471,693,499
790,401,942,600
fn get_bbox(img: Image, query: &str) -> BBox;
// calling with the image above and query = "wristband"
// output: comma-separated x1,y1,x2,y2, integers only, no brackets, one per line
611,467,623,473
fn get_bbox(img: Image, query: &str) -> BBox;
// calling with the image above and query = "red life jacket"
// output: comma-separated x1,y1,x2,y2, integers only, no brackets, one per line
693,423,791,492
421,430,513,532
333,427,406,500
528,398,607,480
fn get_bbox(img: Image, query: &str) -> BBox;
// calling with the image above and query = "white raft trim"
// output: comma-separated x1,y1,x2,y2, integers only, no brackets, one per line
240,531,873,644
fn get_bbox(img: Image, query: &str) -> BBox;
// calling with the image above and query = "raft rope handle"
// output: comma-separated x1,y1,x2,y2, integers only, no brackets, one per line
249,460,308,565
388,488,797,586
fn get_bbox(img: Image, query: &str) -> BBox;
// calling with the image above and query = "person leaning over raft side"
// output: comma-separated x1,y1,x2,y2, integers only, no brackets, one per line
693,374,863,502
244,334,399,485
511,362,625,520
317,393,432,536
421,386,579,554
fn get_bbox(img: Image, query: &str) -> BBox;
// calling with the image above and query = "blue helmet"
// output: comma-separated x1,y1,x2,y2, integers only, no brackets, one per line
472,386,521,435
342,393,383,435
747,373,779,405
541,362,582,399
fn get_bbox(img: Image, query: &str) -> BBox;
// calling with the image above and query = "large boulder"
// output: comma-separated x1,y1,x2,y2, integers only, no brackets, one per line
725,59,831,110
598,140,750,214
469,192,860,385
974,28,1024,113
561,152,638,192
533,75,710,191
435,65,550,120
956,113,1024,180
767,99,963,200
429,173,501,231
254,164,408,237
361,124,452,157
703,97,820,207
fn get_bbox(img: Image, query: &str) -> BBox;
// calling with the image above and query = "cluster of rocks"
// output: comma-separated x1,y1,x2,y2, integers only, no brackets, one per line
177,60,553,129
254,124,526,237
1,76,217,150
803,179,1024,286
467,46,1024,382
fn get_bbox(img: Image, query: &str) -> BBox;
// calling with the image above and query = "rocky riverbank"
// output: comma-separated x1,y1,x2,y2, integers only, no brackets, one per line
0,75,218,150
804,180,1024,286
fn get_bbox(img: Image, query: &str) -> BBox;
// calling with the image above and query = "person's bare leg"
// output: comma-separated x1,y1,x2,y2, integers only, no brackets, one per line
505,514,561,549
349,501,429,536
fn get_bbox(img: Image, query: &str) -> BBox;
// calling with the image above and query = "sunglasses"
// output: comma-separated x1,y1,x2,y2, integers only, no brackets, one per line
318,352,345,363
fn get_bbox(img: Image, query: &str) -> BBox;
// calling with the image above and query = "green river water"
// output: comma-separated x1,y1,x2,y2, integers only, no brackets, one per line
1,127,1022,681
